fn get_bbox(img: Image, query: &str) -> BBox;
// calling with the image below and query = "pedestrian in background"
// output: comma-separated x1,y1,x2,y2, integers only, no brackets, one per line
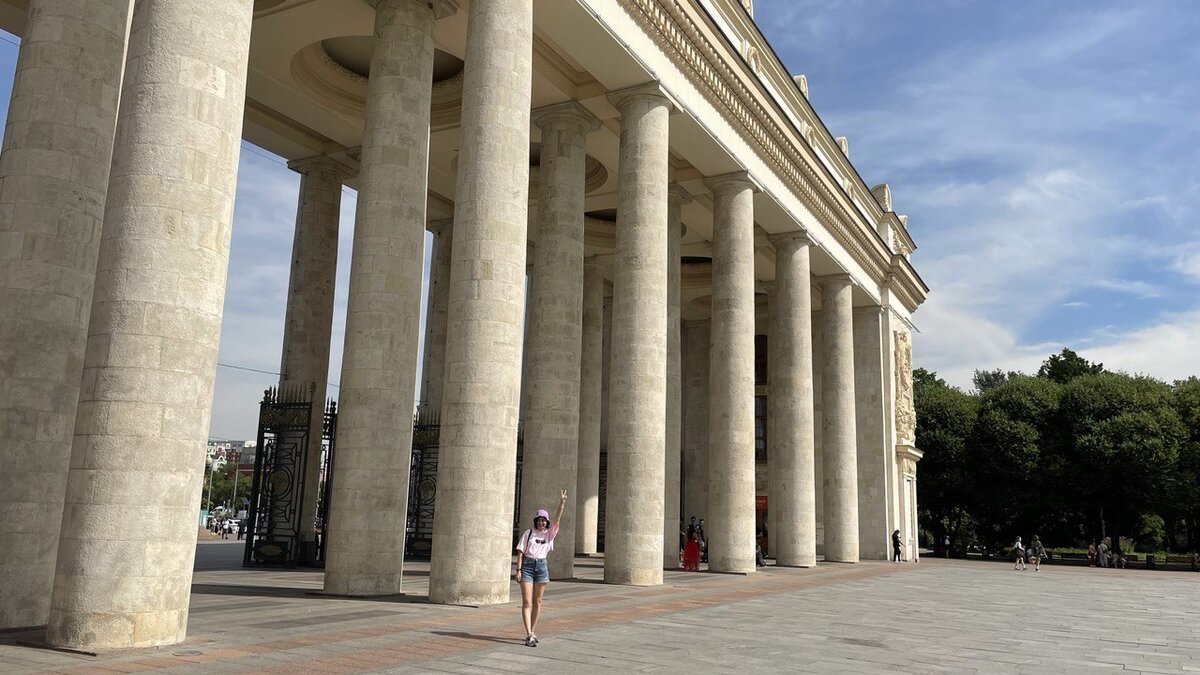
1012,536,1026,570
682,526,701,571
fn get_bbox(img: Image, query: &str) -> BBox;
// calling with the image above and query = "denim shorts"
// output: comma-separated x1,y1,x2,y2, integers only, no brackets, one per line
520,556,549,583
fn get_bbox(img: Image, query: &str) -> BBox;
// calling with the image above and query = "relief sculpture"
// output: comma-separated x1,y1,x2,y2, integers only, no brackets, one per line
895,330,916,442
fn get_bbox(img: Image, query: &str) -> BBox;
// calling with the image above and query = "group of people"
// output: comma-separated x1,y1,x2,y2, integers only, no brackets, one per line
1011,535,1047,571
207,516,243,540
1088,538,1127,568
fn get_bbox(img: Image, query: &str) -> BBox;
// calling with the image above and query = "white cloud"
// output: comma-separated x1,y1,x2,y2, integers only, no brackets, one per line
1082,309,1200,382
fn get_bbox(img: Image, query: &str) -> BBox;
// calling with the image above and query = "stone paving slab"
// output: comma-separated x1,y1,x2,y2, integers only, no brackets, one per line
2,540,1199,673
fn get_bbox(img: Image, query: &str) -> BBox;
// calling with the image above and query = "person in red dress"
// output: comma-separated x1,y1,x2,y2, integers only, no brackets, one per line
682,525,702,571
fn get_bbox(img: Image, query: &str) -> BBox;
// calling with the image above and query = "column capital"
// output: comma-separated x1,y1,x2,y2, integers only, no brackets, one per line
584,253,609,270
427,217,454,235
815,272,853,290
287,155,352,181
768,230,813,250
531,100,602,134
669,184,691,239
703,170,761,195
668,183,694,206
607,81,677,114
366,0,459,19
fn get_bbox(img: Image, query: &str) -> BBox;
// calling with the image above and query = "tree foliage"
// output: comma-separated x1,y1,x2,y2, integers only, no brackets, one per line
917,352,1198,553
1036,347,1103,384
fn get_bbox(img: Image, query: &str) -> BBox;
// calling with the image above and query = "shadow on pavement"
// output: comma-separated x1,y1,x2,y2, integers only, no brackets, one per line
431,631,526,646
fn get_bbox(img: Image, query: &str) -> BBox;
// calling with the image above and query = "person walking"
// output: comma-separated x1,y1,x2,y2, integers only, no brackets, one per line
1088,540,1097,567
892,529,904,562
1030,535,1046,571
1098,538,1109,568
697,518,708,563
1012,536,1026,570
515,490,568,647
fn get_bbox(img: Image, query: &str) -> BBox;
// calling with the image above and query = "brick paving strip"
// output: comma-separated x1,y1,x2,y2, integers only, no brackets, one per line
2,554,909,674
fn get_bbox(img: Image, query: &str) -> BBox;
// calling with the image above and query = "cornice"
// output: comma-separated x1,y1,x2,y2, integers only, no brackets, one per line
616,0,901,296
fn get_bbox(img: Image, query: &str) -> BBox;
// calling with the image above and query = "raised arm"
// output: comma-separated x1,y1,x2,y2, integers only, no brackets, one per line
553,490,568,528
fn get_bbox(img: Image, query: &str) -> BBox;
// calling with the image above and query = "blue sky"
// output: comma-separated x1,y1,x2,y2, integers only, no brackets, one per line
754,0,1200,385
1,2,1198,439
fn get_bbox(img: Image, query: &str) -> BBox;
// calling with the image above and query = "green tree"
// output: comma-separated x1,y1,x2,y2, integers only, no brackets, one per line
913,369,978,547
1037,347,1103,384
201,462,253,513
972,368,1021,393
1169,377,1200,550
1060,373,1183,551
966,375,1065,547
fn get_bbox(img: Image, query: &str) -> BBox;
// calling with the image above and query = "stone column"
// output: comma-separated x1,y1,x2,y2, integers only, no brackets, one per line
854,306,889,560
663,184,688,569
47,0,253,650
765,281,777,556
576,257,605,555
324,0,454,597
420,218,454,416
428,0,533,605
705,172,758,574
604,83,671,586
520,101,600,580
770,233,817,567
279,156,346,549
0,0,132,631
819,274,859,563
598,294,612,543
681,320,711,524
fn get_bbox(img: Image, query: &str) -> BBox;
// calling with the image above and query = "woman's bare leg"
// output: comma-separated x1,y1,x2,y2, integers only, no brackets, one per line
531,582,548,634
520,581,534,637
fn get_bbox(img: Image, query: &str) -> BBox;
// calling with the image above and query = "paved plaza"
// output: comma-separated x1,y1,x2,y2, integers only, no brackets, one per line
0,540,1196,673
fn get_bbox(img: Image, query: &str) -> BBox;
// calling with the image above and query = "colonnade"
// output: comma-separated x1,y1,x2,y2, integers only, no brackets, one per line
0,0,903,653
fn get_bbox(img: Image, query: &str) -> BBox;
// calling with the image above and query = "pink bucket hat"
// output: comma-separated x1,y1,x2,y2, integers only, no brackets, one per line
536,509,550,520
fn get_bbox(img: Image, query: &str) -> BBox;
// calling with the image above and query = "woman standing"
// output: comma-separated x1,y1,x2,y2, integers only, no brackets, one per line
891,529,904,562
515,489,568,647
682,525,701,571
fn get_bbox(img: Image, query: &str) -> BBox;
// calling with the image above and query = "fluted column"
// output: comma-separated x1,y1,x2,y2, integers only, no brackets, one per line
576,257,605,555
420,217,454,415
429,0,533,605
705,172,758,574
770,233,817,567
279,156,346,549
47,0,254,650
681,319,711,524
325,0,454,597
0,0,132,631
819,273,859,562
604,83,671,586
663,184,689,568
520,101,600,580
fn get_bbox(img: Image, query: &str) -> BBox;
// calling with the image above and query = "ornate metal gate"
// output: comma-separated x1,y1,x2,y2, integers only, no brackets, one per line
405,411,440,558
404,416,524,559
243,385,336,567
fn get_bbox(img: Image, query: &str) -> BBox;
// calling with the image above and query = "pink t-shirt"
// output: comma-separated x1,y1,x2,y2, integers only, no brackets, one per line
517,524,559,560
